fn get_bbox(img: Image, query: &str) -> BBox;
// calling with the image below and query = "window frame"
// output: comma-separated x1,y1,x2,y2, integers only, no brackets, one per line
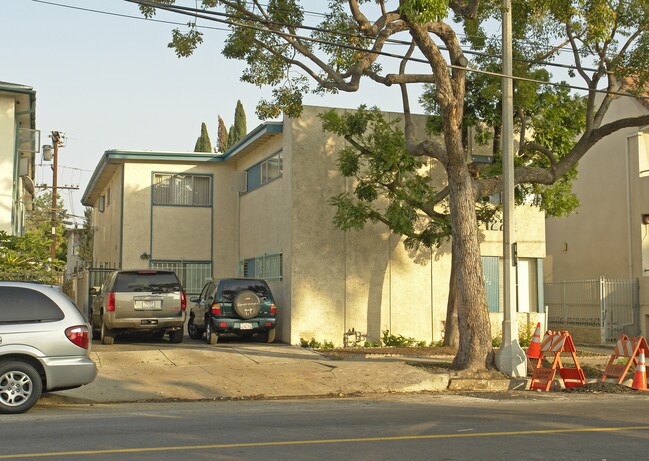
244,150,283,193
152,172,212,207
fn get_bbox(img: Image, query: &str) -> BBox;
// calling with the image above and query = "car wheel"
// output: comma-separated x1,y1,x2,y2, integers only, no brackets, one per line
233,290,261,319
0,361,43,414
188,316,204,340
265,327,276,344
101,319,114,345
90,316,100,341
206,319,218,345
169,329,184,344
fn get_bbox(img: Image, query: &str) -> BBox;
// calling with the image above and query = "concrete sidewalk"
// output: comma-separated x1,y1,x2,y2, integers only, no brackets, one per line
40,343,463,406
39,341,612,406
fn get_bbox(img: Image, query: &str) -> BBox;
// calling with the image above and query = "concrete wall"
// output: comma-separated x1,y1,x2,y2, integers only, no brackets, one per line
545,98,648,282
121,163,214,269
287,106,548,346
233,133,290,340
92,167,123,266
0,96,16,234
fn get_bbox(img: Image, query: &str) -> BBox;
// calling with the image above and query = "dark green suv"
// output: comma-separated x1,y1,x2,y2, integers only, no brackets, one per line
188,278,277,344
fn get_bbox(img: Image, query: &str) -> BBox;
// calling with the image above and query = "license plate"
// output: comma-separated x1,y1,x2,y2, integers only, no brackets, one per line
141,300,156,309
239,323,253,330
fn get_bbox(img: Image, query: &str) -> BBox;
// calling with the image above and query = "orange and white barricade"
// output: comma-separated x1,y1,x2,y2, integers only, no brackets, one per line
601,335,649,385
529,330,586,392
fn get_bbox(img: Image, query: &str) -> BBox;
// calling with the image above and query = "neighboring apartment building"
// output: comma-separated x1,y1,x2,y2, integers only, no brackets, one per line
545,95,649,341
0,81,38,236
82,106,546,345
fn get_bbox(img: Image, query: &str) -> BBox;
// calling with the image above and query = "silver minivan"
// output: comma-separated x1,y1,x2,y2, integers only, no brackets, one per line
0,282,97,414
90,270,187,345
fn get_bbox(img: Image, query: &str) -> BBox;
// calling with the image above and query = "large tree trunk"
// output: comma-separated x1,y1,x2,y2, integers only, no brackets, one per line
443,251,459,348
445,129,492,371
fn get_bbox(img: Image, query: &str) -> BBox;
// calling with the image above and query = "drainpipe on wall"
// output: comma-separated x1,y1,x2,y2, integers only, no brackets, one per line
626,133,641,280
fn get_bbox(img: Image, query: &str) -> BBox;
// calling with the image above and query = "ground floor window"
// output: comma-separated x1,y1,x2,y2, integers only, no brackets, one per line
239,253,283,282
482,256,543,313
151,261,212,295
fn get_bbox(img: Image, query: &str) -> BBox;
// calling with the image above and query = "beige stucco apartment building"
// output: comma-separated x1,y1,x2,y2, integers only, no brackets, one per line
83,106,546,345
0,81,37,236
545,95,649,341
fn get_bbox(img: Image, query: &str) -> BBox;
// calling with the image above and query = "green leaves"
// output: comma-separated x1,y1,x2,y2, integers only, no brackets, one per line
169,27,204,58
399,0,450,22
320,107,451,249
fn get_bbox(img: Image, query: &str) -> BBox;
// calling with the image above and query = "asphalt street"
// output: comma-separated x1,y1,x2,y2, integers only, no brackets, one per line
4,394,649,460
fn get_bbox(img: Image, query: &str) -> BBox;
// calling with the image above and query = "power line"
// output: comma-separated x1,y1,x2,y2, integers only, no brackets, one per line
34,0,593,76
131,0,601,74
31,0,230,31
30,0,644,101
127,0,645,101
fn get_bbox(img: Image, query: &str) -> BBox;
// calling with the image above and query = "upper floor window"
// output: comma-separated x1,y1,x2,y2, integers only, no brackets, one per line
246,151,283,192
153,173,211,206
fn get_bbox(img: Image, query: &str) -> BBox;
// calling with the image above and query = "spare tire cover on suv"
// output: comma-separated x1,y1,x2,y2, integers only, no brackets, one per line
233,290,262,319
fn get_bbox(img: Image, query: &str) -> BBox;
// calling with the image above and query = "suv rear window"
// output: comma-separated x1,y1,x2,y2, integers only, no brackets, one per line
220,279,272,302
114,272,181,293
0,287,65,323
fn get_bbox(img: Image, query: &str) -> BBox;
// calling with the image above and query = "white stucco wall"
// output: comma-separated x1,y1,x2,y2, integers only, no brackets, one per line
545,98,649,282
287,106,548,346
121,163,215,269
0,96,16,233
92,167,123,266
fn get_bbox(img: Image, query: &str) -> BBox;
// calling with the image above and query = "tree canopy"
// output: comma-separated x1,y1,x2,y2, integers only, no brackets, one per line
227,99,247,148
194,121,213,152
0,191,68,280
137,0,649,371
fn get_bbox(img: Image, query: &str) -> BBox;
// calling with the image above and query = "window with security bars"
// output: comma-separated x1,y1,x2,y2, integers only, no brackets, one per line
239,253,283,282
150,261,212,295
153,173,211,206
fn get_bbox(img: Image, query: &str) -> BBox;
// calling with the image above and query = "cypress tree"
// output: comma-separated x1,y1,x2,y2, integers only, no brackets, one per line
231,100,247,144
226,100,247,149
217,116,228,152
194,122,212,152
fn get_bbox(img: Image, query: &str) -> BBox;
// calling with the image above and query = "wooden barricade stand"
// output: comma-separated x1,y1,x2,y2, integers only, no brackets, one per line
601,335,649,384
529,331,586,391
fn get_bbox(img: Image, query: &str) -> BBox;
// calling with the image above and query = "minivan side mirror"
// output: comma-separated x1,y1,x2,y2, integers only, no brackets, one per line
189,296,199,303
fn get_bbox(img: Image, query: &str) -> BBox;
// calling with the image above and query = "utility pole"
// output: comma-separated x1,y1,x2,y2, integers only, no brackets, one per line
495,0,527,377
50,131,62,260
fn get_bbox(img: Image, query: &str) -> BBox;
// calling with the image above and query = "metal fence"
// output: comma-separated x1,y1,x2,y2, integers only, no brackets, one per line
150,262,212,295
0,269,64,286
545,277,640,343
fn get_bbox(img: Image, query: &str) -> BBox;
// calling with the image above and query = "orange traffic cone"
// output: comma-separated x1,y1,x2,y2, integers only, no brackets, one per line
526,322,542,360
632,348,648,391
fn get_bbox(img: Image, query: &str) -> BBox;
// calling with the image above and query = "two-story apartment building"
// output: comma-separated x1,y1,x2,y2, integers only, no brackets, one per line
82,106,547,345
0,81,38,236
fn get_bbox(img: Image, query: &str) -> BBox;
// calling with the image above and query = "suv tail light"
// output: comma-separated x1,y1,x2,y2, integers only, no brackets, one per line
211,303,221,315
181,292,187,311
66,325,90,349
107,291,115,312
270,304,277,315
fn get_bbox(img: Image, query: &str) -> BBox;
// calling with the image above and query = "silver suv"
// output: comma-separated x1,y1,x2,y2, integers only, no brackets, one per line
90,269,187,345
0,282,97,414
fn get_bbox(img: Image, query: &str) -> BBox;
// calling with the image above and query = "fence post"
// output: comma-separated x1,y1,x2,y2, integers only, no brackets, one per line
600,276,607,344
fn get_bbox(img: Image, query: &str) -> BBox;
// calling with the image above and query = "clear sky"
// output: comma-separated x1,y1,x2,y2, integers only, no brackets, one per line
3,0,419,224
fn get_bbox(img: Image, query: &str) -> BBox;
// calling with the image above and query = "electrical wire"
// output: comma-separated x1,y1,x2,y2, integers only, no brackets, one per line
30,0,645,101
33,0,599,76
30,0,230,31
128,0,647,100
